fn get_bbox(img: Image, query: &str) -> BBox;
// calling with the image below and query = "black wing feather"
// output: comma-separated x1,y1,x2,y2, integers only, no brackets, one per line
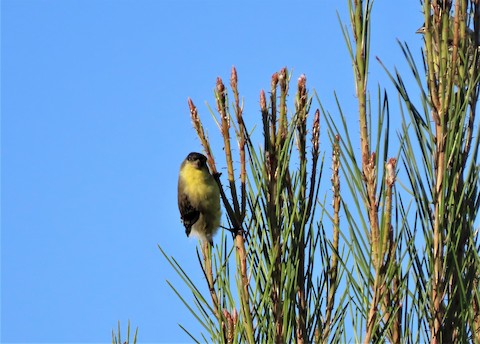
178,193,200,237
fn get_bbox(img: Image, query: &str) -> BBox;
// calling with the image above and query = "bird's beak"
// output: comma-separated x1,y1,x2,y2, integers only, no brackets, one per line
416,26,425,34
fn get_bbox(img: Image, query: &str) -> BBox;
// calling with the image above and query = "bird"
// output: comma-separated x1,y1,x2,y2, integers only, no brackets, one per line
177,152,221,245
416,18,479,87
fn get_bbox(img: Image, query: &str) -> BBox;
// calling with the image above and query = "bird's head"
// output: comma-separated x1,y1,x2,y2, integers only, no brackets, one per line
416,25,426,35
185,152,208,169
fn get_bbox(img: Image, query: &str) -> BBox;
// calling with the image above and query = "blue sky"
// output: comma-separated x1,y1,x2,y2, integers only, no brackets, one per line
2,1,422,342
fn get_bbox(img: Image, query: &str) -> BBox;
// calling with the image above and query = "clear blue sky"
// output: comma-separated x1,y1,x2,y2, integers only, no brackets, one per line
2,1,422,342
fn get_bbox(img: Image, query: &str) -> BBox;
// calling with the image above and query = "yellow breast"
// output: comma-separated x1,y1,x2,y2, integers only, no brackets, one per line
180,163,220,207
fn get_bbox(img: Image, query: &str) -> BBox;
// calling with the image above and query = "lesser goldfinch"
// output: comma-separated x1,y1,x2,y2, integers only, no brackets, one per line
177,152,221,245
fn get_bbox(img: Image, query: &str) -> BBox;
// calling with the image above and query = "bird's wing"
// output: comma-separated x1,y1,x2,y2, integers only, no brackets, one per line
178,192,200,237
